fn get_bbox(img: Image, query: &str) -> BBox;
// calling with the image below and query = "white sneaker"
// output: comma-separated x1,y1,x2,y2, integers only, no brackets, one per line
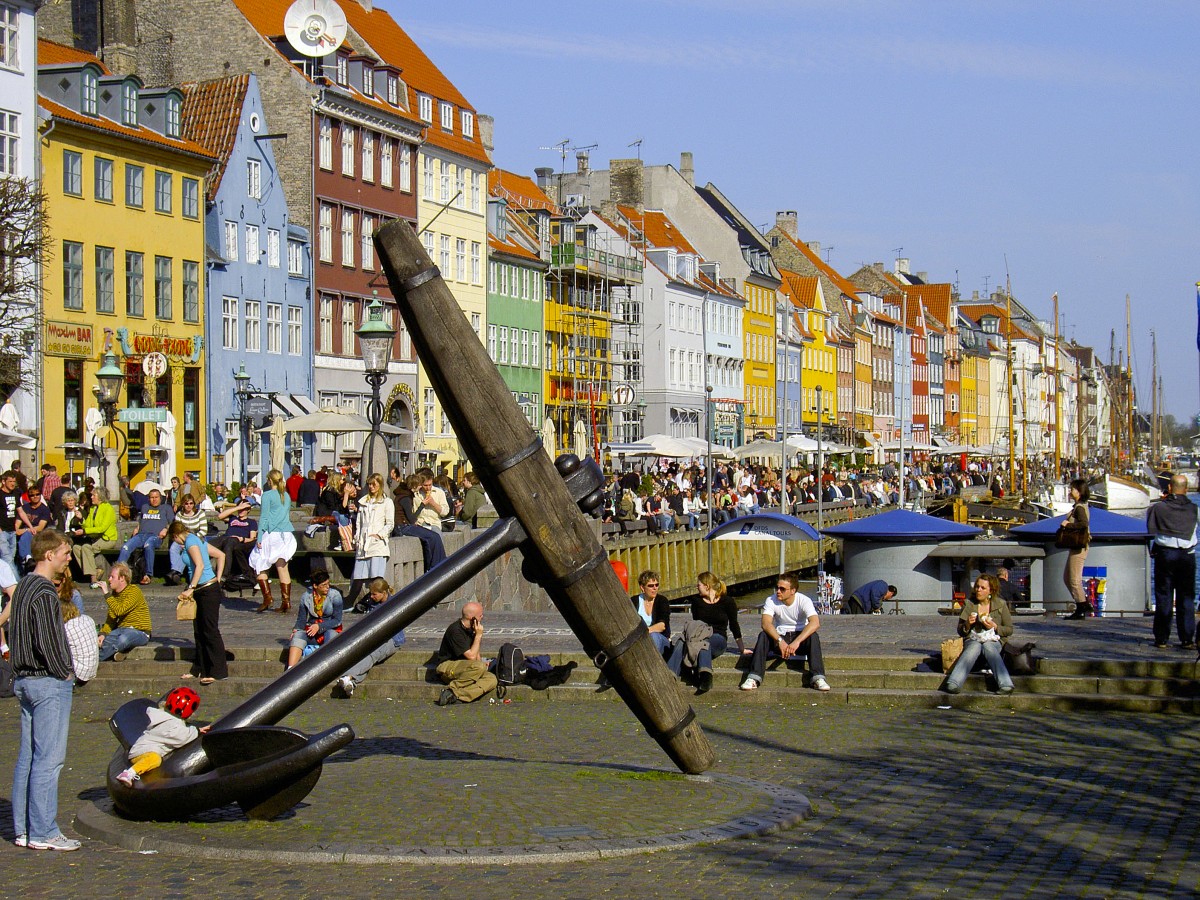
116,767,139,787
739,677,759,691
338,676,355,698
14,834,26,848
28,835,81,851
811,676,831,692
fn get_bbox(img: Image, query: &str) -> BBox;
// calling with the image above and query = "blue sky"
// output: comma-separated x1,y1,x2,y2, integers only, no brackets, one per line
381,0,1199,421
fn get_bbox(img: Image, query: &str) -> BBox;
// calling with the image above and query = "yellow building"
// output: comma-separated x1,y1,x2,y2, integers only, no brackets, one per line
778,270,837,427
960,351,979,446
38,40,214,481
741,280,777,437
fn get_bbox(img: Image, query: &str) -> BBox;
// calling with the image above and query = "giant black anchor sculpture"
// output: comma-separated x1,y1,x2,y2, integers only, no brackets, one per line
105,220,715,821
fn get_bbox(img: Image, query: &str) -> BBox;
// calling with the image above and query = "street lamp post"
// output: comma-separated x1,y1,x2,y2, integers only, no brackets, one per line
357,293,396,478
234,363,252,487
93,350,125,503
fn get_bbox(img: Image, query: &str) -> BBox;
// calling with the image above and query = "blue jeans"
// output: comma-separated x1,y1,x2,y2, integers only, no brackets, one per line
649,631,670,657
17,530,35,560
12,675,74,842
1153,546,1196,645
168,540,186,574
99,627,149,661
117,532,161,576
945,638,1013,692
667,632,727,675
0,529,14,568
656,514,674,533
342,639,401,686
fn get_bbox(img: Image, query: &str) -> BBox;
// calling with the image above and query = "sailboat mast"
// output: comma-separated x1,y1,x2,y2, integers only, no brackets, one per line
1053,293,1061,479
1151,330,1159,466
1126,295,1134,470
1006,280,1016,496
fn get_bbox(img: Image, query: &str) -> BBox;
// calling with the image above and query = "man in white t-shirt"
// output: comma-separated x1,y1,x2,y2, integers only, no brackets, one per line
740,571,830,692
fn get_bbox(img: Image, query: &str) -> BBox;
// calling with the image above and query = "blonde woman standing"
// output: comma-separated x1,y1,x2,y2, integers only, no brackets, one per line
346,473,394,611
250,468,295,614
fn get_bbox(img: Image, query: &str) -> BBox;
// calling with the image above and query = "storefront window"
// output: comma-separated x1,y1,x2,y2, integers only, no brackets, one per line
184,367,199,457
64,359,83,442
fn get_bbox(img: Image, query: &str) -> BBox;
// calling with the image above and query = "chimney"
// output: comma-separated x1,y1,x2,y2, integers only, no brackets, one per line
354,0,373,10
478,113,495,154
775,210,798,238
917,271,928,282
609,158,644,211
680,151,694,187
534,167,553,191
895,257,911,276
807,241,821,254
576,150,589,175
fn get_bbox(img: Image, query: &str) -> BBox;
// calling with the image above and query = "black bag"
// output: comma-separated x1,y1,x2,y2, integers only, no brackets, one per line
1055,525,1088,550
1002,641,1038,676
0,655,14,699
493,642,526,687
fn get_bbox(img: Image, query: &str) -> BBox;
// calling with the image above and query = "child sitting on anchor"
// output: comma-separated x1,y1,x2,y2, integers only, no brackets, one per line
116,686,210,786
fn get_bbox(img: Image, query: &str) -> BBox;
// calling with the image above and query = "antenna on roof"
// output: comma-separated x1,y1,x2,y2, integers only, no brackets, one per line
983,275,992,296
628,137,643,160
538,139,572,174
823,245,835,263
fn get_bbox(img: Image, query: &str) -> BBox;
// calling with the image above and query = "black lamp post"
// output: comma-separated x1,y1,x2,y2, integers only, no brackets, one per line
357,292,395,477
93,351,125,502
234,363,252,486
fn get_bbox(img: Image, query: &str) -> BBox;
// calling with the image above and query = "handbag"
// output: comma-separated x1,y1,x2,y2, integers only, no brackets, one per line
940,636,964,673
1001,641,1038,676
1055,525,1088,550
176,595,197,621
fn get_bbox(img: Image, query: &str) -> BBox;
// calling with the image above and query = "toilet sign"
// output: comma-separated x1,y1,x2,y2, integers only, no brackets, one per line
142,352,168,380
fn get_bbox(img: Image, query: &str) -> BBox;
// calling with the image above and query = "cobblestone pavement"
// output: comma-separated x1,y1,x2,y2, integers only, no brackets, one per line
2,685,1199,898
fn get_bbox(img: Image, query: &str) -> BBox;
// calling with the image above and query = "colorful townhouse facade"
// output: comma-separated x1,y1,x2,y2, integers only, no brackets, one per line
181,73,313,486
37,39,216,480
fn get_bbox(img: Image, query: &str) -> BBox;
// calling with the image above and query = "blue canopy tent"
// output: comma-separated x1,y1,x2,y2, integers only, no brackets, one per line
822,508,983,542
1007,507,1149,541
704,512,821,543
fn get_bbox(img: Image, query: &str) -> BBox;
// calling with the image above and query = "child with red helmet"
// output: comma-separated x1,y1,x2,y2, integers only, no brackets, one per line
116,686,210,787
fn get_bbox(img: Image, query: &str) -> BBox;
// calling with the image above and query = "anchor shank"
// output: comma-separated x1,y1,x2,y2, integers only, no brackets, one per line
375,221,715,774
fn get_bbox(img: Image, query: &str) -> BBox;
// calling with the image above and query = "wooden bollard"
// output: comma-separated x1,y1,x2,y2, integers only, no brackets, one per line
375,221,715,774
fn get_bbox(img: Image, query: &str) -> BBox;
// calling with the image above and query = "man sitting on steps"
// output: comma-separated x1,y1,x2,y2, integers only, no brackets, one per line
740,572,830,692
434,601,496,705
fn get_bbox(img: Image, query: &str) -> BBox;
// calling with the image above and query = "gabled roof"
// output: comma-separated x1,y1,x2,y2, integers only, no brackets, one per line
778,269,820,310
618,205,700,255
774,229,860,300
489,169,556,213
901,283,953,330
180,75,250,202
38,38,108,70
958,302,1041,342
229,0,488,165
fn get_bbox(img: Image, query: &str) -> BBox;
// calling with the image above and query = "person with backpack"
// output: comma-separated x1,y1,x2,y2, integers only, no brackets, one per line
434,601,496,706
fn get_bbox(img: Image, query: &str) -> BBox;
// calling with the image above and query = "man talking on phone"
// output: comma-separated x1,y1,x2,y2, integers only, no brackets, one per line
434,601,496,705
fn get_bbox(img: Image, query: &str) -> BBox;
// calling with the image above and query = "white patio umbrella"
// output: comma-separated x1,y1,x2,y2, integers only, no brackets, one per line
677,436,735,461
269,414,287,473
0,425,35,450
540,417,556,458
155,409,177,485
572,420,589,459
732,438,784,459
623,433,697,458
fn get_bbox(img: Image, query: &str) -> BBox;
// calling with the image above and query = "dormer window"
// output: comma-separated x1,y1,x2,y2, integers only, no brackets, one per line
418,94,432,122
121,81,139,126
439,101,453,131
165,95,181,138
335,53,348,86
361,64,373,96
81,68,99,116
461,110,474,138
387,74,399,105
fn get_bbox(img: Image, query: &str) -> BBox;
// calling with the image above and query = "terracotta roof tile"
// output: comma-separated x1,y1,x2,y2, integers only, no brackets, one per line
775,230,860,299
179,75,250,201
617,205,699,255
38,95,216,161
902,283,953,329
778,269,819,309
229,0,489,165
489,169,556,212
38,38,109,71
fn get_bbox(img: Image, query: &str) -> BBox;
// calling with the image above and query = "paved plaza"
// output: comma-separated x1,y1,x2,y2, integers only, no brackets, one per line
3,652,1200,897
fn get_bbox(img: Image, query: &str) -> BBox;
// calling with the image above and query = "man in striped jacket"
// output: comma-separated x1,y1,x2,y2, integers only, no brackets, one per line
10,529,81,851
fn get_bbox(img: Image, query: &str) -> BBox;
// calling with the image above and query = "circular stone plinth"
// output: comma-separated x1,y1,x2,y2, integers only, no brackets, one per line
75,761,811,865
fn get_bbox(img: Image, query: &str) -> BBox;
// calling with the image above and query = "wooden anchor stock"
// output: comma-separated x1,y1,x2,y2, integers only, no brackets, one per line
375,220,715,775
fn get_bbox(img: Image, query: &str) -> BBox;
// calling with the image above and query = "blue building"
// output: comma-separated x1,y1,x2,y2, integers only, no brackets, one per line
181,74,314,485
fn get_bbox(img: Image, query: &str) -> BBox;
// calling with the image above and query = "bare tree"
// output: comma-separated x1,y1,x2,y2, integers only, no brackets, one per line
0,176,47,392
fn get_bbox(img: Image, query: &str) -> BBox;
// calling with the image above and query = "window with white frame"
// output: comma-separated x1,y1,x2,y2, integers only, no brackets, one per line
166,95,181,138
125,251,143,316
94,157,113,202
222,296,238,349
340,210,354,267
183,260,199,322
287,306,302,355
455,238,466,281
423,155,433,198
530,332,539,368
319,295,332,352
95,246,115,313
487,324,496,360
361,132,374,182
246,158,261,199
154,170,171,213
455,166,465,207
81,69,98,114
521,329,529,366
0,111,16,176
497,326,508,364
182,177,198,219
360,214,374,270
244,299,260,351
439,235,450,273
423,388,435,434
439,101,453,130
471,171,480,211
0,6,18,69
121,81,138,126
245,224,260,263
267,228,280,267
379,137,392,188
439,161,450,203
125,163,143,207
399,144,411,191
287,239,304,276
340,125,354,177
470,242,481,284
62,150,82,196
223,220,238,261
510,329,519,368
335,53,347,85
470,312,481,341
154,255,172,319
266,302,282,353
387,74,399,105
318,204,332,262
461,110,474,137
361,63,373,96
318,118,332,170
418,94,432,122
341,301,355,355
421,230,435,260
